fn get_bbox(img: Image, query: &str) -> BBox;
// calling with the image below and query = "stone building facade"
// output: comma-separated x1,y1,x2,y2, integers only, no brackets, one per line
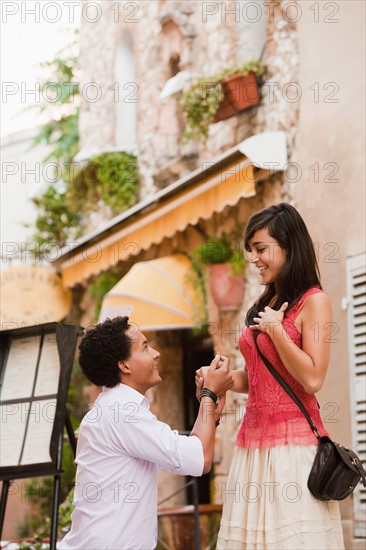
53,1,365,548
77,0,298,193
75,0,296,509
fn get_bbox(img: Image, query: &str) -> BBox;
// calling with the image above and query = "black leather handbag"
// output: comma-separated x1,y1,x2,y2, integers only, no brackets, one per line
254,335,366,501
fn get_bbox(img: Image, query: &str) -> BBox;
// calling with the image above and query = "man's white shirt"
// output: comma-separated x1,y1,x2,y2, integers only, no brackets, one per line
58,383,204,550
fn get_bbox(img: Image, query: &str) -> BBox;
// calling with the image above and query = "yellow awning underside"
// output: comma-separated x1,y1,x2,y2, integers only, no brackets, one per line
98,254,204,330
59,160,255,287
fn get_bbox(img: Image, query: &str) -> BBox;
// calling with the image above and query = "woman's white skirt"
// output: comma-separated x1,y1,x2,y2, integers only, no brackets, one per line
216,445,344,549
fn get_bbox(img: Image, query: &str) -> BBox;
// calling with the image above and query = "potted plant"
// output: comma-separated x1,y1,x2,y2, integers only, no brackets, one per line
181,60,266,143
189,235,246,311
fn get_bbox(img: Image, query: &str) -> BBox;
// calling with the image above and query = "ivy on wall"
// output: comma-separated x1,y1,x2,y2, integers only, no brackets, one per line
67,152,139,216
32,185,81,247
87,271,122,320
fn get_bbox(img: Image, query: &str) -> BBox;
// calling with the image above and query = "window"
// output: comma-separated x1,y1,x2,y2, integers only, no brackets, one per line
169,52,181,78
115,31,137,153
346,252,366,538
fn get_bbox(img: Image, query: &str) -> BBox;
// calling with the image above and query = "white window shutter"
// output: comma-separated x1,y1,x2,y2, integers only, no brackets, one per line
346,253,366,538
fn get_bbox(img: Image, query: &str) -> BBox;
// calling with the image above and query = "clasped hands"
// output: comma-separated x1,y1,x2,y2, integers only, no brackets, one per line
195,354,234,421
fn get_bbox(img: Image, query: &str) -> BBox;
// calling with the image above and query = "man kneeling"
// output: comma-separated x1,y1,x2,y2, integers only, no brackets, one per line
59,316,233,550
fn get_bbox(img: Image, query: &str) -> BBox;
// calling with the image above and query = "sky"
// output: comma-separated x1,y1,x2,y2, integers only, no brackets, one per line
0,2,81,270
1,1,80,138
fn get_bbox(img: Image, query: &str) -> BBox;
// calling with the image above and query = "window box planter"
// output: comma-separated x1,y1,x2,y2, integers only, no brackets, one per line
181,60,265,143
213,72,260,123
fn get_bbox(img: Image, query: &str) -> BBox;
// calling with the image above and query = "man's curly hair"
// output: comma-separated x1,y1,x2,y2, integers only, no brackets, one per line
79,316,132,387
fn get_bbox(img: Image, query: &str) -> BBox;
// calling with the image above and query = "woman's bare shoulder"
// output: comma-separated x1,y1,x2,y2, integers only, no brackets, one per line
301,291,332,319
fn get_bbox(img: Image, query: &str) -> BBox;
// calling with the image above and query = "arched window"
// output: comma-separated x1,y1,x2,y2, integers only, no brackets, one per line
169,52,181,77
237,0,266,62
114,31,137,153
158,21,185,158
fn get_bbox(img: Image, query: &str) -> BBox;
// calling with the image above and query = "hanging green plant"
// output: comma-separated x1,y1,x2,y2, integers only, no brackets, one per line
190,235,246,275
30,37,140,248
87,271,121,319
181,60,266,143
67,151,139,216
32,185,82,247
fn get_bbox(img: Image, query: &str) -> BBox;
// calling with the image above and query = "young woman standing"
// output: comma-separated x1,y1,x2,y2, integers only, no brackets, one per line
197,203,344,549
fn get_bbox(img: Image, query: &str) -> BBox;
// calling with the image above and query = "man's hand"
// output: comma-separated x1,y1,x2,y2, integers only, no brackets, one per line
191,355,233,473
204,354,233,396
195,366,209,401
195,363,228,421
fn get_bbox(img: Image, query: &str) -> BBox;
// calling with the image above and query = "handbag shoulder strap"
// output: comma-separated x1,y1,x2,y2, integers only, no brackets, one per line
253,332,321,442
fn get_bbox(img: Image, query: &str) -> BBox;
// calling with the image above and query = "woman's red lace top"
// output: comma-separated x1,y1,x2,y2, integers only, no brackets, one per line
236,287,330,448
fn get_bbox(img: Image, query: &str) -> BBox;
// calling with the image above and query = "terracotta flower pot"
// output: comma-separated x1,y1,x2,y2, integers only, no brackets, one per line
209,263,245,311
213,72,260,123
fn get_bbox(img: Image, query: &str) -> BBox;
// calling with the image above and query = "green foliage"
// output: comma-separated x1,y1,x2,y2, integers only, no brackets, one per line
68,152,139,216
88,271,121,319
32,185,82,247
32,152,139,247
30,37,140,247
17,490,74,549
33,111,79,165
31,37,80,166
190,235,246,275
181,79,223,143
17,444,76,545
181,60,266,143
18,536,46,550
184,260,208,325
31,47,79,165
57,488,75,534
194,236,232,264
29,37,81,247
66,359,87,431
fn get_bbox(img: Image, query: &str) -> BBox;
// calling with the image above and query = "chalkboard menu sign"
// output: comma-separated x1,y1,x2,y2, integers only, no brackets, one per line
0,322,82,479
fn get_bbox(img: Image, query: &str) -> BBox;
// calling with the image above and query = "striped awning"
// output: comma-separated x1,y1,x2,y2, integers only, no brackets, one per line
54,158,256,287
98,254,204,330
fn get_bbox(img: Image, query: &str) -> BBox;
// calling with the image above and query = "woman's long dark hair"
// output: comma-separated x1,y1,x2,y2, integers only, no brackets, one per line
245,203,322,325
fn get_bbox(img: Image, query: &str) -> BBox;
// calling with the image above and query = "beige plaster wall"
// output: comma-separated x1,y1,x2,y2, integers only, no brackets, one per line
295,2,366,546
